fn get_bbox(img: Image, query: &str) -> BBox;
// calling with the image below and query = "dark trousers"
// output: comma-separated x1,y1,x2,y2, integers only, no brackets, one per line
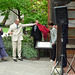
52,44,56,61
33,38,42,48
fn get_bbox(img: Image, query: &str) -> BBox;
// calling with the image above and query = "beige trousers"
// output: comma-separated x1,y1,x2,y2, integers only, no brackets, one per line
12,40,21,59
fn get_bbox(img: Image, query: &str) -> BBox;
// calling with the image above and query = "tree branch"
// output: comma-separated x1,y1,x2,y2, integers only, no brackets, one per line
8,7,19,16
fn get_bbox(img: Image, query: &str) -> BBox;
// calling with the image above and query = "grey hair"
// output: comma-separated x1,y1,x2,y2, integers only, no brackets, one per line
15,18,19,22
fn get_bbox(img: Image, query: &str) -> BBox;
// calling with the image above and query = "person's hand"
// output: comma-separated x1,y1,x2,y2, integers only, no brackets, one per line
8,32,13,35
34,23,37,25
31,36,33,39
48,31,50,33
52,43,54,46
0,28,2,31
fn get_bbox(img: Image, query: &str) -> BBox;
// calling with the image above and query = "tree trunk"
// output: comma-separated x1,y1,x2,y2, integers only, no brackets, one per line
8,8,21,21
17,9,21,21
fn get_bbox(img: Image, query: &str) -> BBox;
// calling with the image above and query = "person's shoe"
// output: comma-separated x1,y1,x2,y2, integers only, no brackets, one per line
0,60,2,62
63,64,67,68
50,59,53,62
1,58,7,61
18,58,23,61
13,59,17,62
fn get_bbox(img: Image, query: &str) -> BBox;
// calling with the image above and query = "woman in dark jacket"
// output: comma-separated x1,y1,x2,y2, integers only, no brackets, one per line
0,27,8,61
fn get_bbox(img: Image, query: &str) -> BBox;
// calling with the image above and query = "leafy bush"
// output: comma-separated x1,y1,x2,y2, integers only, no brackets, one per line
22,43,37,59
3,36,12,56
22,35,37,59
2,35,37,59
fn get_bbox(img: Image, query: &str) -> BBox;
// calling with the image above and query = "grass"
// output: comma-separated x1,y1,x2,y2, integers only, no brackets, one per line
2,27,23,33
2,27,9,33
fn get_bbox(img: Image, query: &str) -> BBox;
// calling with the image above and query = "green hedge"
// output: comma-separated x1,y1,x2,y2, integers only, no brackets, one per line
3,35,37,59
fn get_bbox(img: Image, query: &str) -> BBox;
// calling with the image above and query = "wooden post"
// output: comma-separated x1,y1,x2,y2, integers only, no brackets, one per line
56,25,62,62
48,0,50,23
48,0,51,41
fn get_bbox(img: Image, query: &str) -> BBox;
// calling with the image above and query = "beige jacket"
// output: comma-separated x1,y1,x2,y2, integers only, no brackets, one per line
8,23,34,41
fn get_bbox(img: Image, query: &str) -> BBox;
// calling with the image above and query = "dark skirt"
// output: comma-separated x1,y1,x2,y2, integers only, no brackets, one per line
0,37,8,59
0,47,8,59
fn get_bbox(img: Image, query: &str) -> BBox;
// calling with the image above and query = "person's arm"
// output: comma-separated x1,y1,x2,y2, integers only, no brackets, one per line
22,23,34,27
31,26,34,38
52,29,57,45
0,31,3,35
50,30,52,43
8,26,13,35
0,28,3,35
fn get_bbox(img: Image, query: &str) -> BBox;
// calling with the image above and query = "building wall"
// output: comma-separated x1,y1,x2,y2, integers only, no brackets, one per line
67,2,75,27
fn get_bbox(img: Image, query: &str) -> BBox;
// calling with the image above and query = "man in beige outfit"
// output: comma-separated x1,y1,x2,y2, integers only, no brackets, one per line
8,19,35,62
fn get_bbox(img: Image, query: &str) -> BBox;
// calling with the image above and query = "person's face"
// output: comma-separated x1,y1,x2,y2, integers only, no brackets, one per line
56,25,57,29
54,25,57,29
36,20,39,24
15,19,20,25
50,25,53,28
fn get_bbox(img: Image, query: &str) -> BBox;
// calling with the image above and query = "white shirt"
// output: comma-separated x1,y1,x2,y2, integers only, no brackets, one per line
50,27,57,44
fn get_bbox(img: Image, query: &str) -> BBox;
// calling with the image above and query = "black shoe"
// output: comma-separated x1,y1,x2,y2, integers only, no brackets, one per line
63,64,67,68
18,58,23,61
1,59,7,61
13,59,17,62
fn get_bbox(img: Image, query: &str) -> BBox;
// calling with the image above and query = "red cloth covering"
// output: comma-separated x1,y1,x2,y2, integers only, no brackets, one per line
37,23,50,39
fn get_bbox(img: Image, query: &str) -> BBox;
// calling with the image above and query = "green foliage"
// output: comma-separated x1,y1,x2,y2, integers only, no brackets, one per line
2,27,9,33
2,35,37,59
22,43,37,59
0,0,48,25
22,35,37,59
23,0,48,25
3,36,12,56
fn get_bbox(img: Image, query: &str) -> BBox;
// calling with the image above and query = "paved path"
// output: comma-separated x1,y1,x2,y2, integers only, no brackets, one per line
0,57,54,75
